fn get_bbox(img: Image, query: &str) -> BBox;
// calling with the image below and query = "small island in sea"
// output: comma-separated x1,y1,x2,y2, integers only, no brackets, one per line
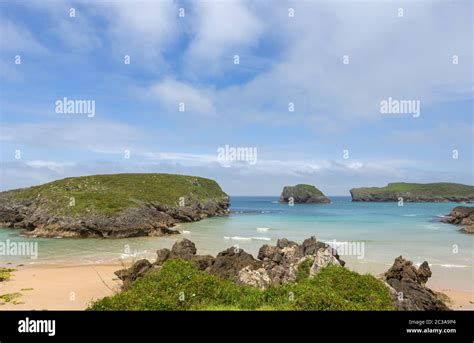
350,182,474,203
279,184,331,204
0,173,229,238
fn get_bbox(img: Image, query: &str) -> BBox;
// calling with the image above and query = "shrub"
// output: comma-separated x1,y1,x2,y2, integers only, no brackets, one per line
88,260,394,311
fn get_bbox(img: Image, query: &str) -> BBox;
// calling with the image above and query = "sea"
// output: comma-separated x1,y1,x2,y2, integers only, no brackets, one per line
1,196,472,291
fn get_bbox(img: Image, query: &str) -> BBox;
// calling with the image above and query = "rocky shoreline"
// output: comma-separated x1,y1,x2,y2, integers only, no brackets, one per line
0,173,230,238
116,237,449,310
0,197,229,238
440,206,474,234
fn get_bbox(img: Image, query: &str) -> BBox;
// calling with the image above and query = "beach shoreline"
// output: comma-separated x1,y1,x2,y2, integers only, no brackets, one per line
1,261,472,311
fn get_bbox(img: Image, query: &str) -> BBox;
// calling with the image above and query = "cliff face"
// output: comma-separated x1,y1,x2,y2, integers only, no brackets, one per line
350,182,474,203
279,184,330,204
0,173,229,238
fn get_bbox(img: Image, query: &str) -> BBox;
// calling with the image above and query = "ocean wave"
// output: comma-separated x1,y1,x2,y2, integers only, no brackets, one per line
256,227,270,232
182,230,191,234
436,215,447,218
423,224,440,231
436,264,468,268
224,236,271,241
402,214,417,217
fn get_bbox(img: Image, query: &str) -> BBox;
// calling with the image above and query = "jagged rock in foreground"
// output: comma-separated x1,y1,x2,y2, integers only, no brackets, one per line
350,182,474,203
279,184,331,204
116,238,448,310
118,236,344,290
0,173,229,238
440,206,474,234
381,256,449,311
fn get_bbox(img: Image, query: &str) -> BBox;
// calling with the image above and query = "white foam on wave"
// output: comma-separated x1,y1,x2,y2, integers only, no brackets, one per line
256,227,270,232
224,236,271,241
436,264,468,268
182,230,191,234
424,224,440,231
402,214,417,217
436,215,447,218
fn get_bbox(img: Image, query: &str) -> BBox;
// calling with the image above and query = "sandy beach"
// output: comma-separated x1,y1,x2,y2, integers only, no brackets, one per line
0,262,472,311
0,263,121,310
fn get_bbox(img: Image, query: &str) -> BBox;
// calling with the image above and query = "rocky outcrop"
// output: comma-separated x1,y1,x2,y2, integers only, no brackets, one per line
381,256,449,311
279,184,331,204
252,236,344,286
116,236,344,290
210,247,262,281
0,174,230,238
115,239,447,311
440,206,474,233
116,238,216,289
350,182,474,203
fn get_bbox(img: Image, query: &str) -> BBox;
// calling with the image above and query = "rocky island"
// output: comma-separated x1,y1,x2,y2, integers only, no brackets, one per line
440,206,474,233
0,173,229,238
350,182,474,203
279,184,331,204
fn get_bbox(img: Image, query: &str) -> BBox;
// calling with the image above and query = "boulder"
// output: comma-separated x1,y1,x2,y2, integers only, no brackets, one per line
210,247,262,281
170,238,197,259
154,239,215,271
383,256,449,311
115,259,153,290
237,267,271,289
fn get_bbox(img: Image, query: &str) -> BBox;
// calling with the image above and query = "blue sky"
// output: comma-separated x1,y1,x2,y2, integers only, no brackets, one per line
0,0,473,195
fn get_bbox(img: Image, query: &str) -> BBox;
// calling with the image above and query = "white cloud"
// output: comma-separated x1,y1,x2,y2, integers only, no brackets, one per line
94,0,179,68
25,160,75,173
149,78,216,116
185,0,264,72
0,19,47,54
0,120,147,151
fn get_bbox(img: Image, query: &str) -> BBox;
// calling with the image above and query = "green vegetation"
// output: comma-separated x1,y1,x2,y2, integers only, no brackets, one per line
285,184,325,196
0,268,16,281
0,173,228,216
351,182,474,197
295,258,313,281
89,259,394,311
0,292,22,304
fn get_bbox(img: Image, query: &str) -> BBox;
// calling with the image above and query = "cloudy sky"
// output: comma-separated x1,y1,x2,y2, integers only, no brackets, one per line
0,0,472,195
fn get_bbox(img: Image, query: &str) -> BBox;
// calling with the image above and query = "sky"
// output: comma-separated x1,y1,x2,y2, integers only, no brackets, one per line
0,0,473,196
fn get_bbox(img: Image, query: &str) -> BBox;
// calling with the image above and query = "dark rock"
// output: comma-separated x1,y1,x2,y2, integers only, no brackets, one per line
191,255,215,271
115,259,153,290
171,239,197,259
155,248,170,266
210,247,262,281
383,256,449,311
417,261,431,285
441,206,474,234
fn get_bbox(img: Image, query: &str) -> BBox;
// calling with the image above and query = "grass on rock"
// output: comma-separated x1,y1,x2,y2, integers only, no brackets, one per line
351,182,474,197
0,173,227,216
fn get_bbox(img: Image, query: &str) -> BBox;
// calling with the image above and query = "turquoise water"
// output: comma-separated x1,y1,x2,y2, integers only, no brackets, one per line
0,196,472,291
